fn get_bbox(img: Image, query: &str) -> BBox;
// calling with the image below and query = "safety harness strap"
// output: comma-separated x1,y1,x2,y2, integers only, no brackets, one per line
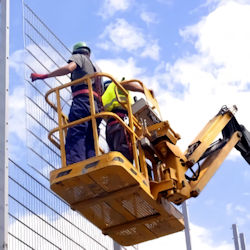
72,89,100,99
107,112,127,126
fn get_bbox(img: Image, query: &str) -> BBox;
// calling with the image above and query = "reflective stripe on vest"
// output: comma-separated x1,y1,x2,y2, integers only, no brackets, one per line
102,82,132,111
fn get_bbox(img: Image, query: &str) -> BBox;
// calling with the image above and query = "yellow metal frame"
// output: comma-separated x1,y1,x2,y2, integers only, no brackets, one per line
146,108,241,203
45,73,243,245
45,73,186,245
189,131,241,196
50,151,184,246
45,73,147,170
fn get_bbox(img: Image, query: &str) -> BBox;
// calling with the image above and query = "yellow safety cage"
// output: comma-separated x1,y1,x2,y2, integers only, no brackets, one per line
45,72,248,246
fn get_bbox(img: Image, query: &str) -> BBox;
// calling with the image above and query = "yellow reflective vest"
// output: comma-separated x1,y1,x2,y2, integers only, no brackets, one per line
102,82,132,111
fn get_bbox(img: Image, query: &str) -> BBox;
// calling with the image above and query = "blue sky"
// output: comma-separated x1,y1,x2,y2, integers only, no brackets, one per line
9,0,250,249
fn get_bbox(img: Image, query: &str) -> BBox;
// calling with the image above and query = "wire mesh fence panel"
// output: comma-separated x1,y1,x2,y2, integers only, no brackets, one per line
7,3,119,250
9,160,114,250
8,3,139,250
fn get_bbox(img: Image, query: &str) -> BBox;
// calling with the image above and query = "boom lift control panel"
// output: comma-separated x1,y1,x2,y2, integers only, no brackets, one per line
45,73,250,246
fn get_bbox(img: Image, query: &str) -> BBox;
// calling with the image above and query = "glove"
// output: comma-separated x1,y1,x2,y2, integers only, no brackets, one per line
30,73,48,82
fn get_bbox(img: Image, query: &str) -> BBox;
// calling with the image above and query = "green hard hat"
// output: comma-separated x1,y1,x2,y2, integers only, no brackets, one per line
73,42,91,53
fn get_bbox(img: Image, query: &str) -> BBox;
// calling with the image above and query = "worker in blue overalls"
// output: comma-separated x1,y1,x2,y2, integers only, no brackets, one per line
31,42,103,165
102,79,145,163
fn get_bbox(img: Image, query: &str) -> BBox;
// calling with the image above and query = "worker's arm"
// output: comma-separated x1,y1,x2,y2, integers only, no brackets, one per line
121,82,144,93
121,81,155,97
30,62,77,82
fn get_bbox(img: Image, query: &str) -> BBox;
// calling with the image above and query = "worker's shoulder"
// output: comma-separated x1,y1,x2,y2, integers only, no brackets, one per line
70,53,89,62
70,54,94,69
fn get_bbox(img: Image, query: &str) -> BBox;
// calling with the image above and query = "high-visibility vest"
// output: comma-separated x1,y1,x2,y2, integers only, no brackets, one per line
102,82,132,111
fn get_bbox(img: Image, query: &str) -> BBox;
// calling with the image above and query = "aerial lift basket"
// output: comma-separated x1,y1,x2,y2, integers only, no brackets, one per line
46,73,184,246
50,152,184,246
46,73,250,245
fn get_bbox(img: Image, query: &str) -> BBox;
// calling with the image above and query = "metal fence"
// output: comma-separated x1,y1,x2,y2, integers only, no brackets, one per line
8,3,137,250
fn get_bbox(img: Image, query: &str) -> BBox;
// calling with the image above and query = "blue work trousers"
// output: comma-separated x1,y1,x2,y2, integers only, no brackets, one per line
65,95,100,165
106,121,133,163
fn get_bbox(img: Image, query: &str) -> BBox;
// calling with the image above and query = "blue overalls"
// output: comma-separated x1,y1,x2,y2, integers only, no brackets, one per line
65,94,101,165
64,53,102,165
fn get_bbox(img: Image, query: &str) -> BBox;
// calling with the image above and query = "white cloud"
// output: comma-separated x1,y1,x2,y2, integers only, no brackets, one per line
204,0,250,9
139,230,186,249
225,203,250,227
180,1,250,90
9,86,26,142
97,0,250,158
99,18,160,60
9,49,25,77
139,223,233,250
140,11,158,24
141,40,160,60
8,50,27,142
96,57,144,80
99,19,146,52
146,0,250,153
98,0,133,19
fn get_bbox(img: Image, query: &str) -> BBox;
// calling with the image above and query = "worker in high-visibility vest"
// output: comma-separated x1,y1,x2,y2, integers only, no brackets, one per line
102,79,144,162
31,42,103,165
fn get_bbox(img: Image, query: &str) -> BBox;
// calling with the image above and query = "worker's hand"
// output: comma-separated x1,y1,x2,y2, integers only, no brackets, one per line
30,73,48,82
